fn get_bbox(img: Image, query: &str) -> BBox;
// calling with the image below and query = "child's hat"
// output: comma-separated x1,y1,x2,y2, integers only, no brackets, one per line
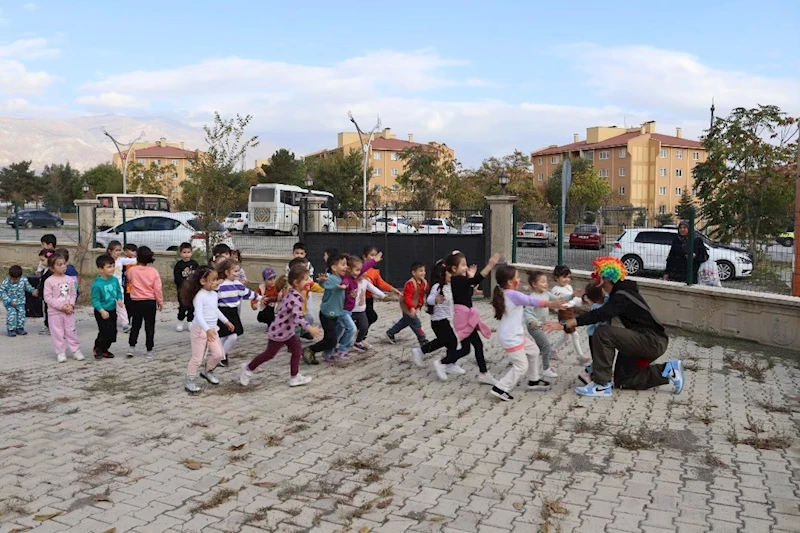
262,268,277,280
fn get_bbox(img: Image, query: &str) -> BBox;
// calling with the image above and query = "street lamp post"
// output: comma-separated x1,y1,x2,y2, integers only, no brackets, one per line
499,170,509,195
81,180,90,200
348,111,381,231
103,129,144,195
303,174,313,235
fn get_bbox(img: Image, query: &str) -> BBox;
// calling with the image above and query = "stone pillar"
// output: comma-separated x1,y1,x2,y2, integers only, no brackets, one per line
485,194,518,291
74,199,100,249
306,197,326,233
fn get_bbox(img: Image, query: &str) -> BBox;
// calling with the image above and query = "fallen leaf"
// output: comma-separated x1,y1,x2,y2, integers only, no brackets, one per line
541,523,555,533
253,481,278,488
376,498,393,509
217,477,231,485
182,460,204,470
9,527,33,533
228,443,246,451
397,463,412,468
33,512,63,521
359,528,371,533
430,517,446,523
101,529,117,533
94,494,113,502
513,501,523,510
547,500,568,515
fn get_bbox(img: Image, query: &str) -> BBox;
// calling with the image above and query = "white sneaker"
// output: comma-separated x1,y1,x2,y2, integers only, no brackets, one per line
433,360,448,381
361,341,373,350
200,368,220,385
477,372,497,386
176,321,184,332
56,352,67,363
239,363,253,387
289,374,312,387
578,355,592,365
72,351,85,361
145,350,155,359
445,364,467,375
412,347,425,367
543,367,559,379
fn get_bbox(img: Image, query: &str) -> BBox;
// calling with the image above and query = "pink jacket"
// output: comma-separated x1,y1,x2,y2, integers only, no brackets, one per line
453,304,492,341
44,274,77,315
126,265,164,305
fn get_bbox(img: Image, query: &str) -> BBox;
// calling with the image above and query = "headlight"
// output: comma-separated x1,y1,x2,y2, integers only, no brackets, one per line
736,256,752,264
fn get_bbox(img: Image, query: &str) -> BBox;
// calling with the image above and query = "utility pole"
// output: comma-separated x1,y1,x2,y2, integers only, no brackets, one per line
348,111,381,231
793,130,800,297
103,129,144,195
709,98,716,131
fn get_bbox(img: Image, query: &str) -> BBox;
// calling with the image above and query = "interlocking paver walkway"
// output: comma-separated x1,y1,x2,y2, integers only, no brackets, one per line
0,300,798,533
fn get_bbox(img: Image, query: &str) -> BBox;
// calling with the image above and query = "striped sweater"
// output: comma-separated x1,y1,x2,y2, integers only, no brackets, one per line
217,279,259,308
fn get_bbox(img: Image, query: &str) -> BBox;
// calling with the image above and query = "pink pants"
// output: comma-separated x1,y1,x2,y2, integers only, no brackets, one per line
116,300,129,327
187,325,225,377
48,312,80,355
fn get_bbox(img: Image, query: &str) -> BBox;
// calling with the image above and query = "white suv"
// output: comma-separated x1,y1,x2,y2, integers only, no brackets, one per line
611,228,753,282
224,212,249,232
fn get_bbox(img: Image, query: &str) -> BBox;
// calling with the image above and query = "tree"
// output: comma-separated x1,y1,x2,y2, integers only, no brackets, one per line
546,158,611,223
655,213,675,227
396,143,460,212
81,163,124,196
181,112,259,257
675,189,696,221
41,162,80,213
693,105,797,257
0,161,44,206
127,161,180,203
467,151,547,220
306,150,373,210
260,149,305,187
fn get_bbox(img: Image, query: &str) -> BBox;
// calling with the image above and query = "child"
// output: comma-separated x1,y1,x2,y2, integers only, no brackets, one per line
1,265,37,336
433,252,501,384
524,271,561,379
181,266,235,393
125,246,163,358
578,283,609,385
337,253,381,358
91,254,123,359
411,259,456,367
108,241,137,333
490,265,564,401
43,253,84,362
352,268,386,352
362,245,401,327
55,248,80,299
285,257,323,344
36,234,56,274
240,264,323,388
550,265,589,365
211,243,232,267
256,268,280,325
36,249,54,334
386,262,429,346
174,242,199,331
303,253,348,364
216,259,260,366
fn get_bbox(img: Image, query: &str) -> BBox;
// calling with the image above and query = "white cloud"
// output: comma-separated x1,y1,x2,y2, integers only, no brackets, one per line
0,39,60,96
76,92,148,110
23,3,38,10
0,38,60,60
0,9,8,24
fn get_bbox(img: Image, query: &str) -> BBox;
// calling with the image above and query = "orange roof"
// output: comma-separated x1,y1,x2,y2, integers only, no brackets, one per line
371,138,423,151
135,146,196,158
532,131,703,156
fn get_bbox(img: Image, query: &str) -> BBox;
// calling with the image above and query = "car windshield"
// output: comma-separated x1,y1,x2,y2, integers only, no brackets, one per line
422,219,444,225
187,219,224,231
575,225,598,233
226,213,238,218
466,216,483,224
375,218,390,223
523,223,544,230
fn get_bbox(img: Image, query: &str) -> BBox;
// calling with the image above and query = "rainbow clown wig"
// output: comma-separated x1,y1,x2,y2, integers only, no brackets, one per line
591,257,627,286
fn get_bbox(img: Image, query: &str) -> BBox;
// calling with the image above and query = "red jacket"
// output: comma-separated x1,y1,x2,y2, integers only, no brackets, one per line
400,278,428,314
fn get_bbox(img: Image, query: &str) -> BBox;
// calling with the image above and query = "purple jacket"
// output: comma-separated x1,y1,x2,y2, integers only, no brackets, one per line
342,259,377,312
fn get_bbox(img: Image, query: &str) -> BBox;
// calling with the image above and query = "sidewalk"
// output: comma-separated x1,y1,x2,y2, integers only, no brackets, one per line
0,300,798,532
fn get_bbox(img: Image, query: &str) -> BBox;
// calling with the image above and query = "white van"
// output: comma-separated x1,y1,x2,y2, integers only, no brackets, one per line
96,194,171,230
247,184,337,235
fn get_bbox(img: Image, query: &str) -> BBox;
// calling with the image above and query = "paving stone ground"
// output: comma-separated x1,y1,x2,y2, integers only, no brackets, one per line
0,300,798,533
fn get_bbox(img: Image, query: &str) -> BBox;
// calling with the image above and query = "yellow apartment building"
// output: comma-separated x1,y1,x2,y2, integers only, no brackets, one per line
531,121,706,216
112,137,198,199
305,128,455,205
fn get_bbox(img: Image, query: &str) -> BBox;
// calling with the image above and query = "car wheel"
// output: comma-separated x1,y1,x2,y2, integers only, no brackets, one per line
291,224,299,236
621,255,643,275
785,238,794,247
242,224,248,234
167,246,179,252
717,260,734,282
569,244,574,249
94,242,103,249
54,220,63,228
24,221,33,229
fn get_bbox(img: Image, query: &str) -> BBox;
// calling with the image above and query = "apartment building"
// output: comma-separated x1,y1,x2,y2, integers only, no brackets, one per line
531,122,706,215
112,137,198,199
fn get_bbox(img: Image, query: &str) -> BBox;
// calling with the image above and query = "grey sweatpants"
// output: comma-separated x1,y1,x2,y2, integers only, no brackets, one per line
527,325,552,369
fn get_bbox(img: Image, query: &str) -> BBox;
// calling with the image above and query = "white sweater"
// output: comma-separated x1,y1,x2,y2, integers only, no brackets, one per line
353,279,385,313
192,289,229,332
551,284,583,308
497,290,547,349
426,283,453,321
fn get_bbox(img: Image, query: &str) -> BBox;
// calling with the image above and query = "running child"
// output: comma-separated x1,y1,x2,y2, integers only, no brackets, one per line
524,271,561,379
362,245,401,328
490,265,564,401
285,257,323,341
107,241,137,333
303,252,348,364
91,254,123,359
174,243,199,331
216,258,260,367
337,253,381,357
386,262,429,346
43,253,84,362
240,264,323,388
1,265,37,336
550,265,589,365
256,267,280,325
352,267,386,352
182,266,235,393
432,252,501,384
125,246,163,358
411,259,456,367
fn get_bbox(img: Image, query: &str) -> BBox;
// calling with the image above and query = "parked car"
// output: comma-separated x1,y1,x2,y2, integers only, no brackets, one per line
777,229,794,247
94,212,233,252
461,215,484,235
517,222,556,247
6,210,64,229
418,218,455,234
611,228,753,282
569,225,604,250
224,212,250,233
370,216,417,234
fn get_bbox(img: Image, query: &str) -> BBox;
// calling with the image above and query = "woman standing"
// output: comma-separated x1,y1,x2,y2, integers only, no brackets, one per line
665,220,708,283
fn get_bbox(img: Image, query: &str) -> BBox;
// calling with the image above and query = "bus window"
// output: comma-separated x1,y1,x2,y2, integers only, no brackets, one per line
98,196,113,208
158,199,170,211
251,188,275,203
117,197,135,209
142,197,160,210
280,191,298,207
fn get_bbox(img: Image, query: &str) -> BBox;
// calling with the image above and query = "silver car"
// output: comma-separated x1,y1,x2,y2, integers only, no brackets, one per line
461,215,484,235
517,222,557,247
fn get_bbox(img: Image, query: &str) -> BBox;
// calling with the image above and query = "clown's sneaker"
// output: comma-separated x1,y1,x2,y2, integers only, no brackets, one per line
662,360,685,395
575,381,612,398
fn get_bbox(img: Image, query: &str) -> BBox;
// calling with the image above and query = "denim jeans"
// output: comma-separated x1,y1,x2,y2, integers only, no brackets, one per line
387,313,427,344
335,311,357,354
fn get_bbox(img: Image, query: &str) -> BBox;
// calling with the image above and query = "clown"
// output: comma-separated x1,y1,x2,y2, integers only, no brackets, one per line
544,257,685,397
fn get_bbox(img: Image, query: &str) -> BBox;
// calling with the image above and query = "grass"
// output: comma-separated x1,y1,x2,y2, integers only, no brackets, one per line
237,415,259,425
203,433,217,442
264,433,285,447
331,454,388,475
78,461,132,481
379,487,394,498
728,426,793,450
723,354,774,383
277,483,310,500
286,414,309,423
240,506,270,527
65,406,80,415
82,374,137,395
284,424,310,435
539,428,556,447
190,487,239,514
532,450,553,462
572,419,605,434
756,399,793,414
614,428,662,451
228,453,251,463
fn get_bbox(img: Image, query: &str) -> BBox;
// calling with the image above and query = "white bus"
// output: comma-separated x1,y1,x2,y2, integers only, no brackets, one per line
96,194,171,230
247,184,337,235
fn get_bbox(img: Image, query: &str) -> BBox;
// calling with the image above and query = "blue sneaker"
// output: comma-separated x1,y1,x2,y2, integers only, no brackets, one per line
7,330,16,337
15,328,27,335
662,360,685,395
575,381,613,397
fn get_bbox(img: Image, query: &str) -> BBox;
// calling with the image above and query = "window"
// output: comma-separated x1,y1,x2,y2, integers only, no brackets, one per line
172,160,179,166
522,223,545,231
551,155,559,164
391,184,399,192
598,169,607,178
538,157,543,165
693,188,698,197
583,150,594,161
693,151,700,161
151,217,181,231
619,168,626,177
660,149,668,159
280,191,299,206
619,186,626,195
675,169,683,177
675,188,682,196
391,168,399,176
374,168,382,176
155,159,161,166
676,150,683,160
619,149,627,158
659,205,667,215
659,187,667,196
634,231,674,245
250,187,275,203
659,168,667,177
599,151,609,160
390,152,398,161
374,185,382,193
538,174,544,181
373,152,382,160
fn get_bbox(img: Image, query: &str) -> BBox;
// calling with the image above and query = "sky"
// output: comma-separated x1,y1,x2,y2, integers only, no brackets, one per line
1,0,799,166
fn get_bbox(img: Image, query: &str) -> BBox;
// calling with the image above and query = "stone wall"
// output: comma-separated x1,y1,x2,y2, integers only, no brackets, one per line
513,262,800,352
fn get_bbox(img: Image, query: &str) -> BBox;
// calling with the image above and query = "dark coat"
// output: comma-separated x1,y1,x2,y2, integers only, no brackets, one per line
665,234,707,282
